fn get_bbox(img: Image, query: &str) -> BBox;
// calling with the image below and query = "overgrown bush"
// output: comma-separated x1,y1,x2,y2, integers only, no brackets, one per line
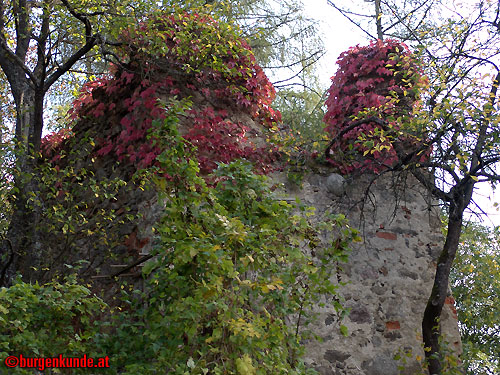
1,100,357,374
0,275,107,374
94,101,358,374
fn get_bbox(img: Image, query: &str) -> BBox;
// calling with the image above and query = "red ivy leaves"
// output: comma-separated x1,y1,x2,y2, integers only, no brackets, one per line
41,128,73,162
184,108,272,174
324,39,426,174
42,11,280,175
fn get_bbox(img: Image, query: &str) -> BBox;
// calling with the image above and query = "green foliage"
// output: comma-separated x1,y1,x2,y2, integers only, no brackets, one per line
31,128,141,282
394,337,462,375
272,87,327,171
451,222,500,375
1,95,357,373
0,275,107,374
0,99,358,374
274,88,325,143
95,100,358,374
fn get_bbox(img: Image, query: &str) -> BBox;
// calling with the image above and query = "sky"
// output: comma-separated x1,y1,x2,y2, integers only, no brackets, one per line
301,0,500,227
303,0,367,87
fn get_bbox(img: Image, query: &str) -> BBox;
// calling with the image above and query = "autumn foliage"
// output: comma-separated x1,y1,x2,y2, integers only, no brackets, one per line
324,39,426,174
42,11,281,174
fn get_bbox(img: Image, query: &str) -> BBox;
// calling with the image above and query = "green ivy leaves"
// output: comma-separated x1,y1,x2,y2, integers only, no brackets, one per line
102,103,357,374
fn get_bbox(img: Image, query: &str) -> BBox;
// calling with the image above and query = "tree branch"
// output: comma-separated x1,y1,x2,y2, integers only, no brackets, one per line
15,0,30,61
44,0,99,91
327,0,377,40
324,116,388,159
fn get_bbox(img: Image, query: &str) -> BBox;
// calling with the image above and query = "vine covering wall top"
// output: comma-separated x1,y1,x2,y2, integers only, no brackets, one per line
323,39,428,174
42,11,281,175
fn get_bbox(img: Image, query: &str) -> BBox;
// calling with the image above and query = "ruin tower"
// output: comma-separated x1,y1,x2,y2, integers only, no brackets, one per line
36,16,461,374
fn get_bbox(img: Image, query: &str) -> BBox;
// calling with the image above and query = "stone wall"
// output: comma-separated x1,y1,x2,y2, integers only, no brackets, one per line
277,171,462,375
38,127,462,373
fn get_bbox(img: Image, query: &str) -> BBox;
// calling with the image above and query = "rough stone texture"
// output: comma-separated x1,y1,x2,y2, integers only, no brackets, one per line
277,171,462,374
326,173,345,196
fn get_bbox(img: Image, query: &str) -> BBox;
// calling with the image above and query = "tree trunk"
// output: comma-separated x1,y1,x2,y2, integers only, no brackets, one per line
422,201,463,374
0,82,44,286
374,0,383,40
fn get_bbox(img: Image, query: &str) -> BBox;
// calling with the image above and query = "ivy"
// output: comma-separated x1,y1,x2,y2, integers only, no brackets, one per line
324,39,428,174
43,9,281,175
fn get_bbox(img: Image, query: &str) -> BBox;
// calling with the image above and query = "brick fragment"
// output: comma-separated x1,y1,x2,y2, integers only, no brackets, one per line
385,321,400,330
376,231,397,240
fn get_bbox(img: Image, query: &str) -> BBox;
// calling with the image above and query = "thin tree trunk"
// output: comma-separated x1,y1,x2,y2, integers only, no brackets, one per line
0,0,98,286
422,201,463,374
0,84,44,286
375,0,383,40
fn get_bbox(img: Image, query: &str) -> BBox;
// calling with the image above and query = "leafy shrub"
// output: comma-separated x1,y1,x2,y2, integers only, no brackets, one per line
94,101,358,374
0,275,107,374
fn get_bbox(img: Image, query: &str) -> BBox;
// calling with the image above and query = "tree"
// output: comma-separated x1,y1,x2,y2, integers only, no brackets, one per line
0,0,119,285
328,0,441,42
451,221,500,375
325,1,500,373
216,0,325,89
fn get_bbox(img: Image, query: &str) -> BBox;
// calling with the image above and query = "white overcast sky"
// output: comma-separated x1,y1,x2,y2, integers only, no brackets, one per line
304,0,368,87
302,0,500,226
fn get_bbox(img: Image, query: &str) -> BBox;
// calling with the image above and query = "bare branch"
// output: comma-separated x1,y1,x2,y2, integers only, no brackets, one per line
327,0,377,40
271,50,326,86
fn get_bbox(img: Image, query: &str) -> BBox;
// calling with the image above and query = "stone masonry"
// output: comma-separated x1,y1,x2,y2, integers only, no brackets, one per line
277,171,462,375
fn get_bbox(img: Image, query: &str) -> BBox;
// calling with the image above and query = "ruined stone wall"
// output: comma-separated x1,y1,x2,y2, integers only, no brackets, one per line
39,129,462,373
277,171,462,375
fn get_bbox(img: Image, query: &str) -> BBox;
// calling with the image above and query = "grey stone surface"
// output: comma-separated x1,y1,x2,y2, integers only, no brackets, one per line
326,173,345,196
348,304,372,324
324,350,351,363
362,354,399,375
277,172,462,374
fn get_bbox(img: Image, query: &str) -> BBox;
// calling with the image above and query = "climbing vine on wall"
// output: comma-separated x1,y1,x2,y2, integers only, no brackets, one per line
95,102,359,374
42,10,281,175
323,39,427,174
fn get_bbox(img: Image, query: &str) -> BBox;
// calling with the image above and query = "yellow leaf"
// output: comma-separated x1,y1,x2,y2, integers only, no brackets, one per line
236,354,256,375
190,247,199,257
